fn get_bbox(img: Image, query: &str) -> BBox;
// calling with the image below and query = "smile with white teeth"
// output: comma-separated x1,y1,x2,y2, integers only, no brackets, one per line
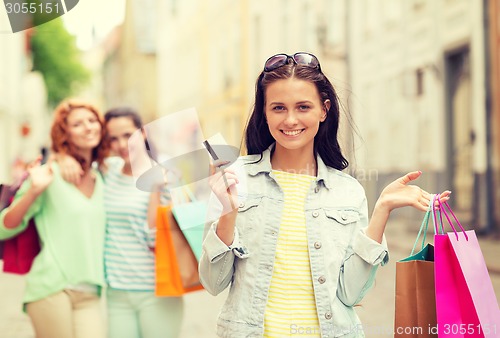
281,129,304,136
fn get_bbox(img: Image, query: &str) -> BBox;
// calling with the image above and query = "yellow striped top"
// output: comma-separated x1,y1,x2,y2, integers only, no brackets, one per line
264,170,320,337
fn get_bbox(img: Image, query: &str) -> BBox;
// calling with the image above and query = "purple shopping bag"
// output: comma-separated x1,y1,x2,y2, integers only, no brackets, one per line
434,199,500,338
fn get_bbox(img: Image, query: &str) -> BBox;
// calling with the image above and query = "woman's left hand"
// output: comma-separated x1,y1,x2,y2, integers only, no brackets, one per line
375,171,451,214
54,153,83,185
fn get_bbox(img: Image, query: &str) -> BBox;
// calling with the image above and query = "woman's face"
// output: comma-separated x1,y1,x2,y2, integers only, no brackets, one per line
66,108,102,151
264,77,329,154
106,116,138,164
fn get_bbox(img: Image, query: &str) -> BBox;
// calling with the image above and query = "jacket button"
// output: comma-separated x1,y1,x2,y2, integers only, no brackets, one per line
314,186,320,193
312,211,319,218
341,213,348,221
314,241,322,249
318,276,326,284
239,202,245,208
325,312,332,320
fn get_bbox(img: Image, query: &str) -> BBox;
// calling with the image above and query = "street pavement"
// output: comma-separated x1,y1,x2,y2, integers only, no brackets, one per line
1,219,499,338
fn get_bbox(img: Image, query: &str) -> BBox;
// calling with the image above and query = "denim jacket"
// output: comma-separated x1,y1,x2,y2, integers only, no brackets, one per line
199,144,389,338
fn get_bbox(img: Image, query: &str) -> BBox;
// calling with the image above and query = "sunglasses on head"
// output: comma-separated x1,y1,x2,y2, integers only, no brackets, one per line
263,52,321,72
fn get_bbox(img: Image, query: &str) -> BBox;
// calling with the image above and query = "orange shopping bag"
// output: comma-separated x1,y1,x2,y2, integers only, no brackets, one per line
155,205,204,296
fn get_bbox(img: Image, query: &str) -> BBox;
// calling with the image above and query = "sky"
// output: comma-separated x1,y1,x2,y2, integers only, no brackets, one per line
62,0,126,50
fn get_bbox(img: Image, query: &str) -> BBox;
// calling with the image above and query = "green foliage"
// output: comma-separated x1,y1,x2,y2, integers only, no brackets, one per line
30,18,90,106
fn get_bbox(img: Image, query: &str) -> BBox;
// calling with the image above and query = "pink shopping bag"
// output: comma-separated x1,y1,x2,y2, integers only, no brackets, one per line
433,198,500,337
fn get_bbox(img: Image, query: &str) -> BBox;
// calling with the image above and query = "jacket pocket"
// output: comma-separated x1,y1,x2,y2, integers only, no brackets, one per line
322,209,360,250
237,196,262,213
323,209,360,225
236,196,263,235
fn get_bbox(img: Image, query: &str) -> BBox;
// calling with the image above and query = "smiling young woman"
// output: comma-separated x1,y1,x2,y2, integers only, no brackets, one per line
199,52,451,338
101,107,183,338
56,106,183,338
0,99,109,338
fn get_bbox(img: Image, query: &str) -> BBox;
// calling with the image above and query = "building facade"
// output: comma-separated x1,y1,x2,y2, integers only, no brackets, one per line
487,0,500,229
349,0,494,229
156,0,349,150
0,24,47,183
102,0,158,123
155,0,496,230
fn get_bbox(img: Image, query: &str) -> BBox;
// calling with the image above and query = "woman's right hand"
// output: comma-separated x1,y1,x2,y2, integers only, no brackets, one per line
2,158,52,229
208,161,239,215
54,153,83,185
27,158,53,197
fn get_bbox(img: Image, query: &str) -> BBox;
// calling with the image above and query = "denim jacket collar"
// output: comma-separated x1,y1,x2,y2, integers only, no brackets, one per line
245,143,333,190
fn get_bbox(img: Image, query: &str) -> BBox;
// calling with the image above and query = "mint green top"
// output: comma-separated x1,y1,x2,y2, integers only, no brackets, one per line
0,163,106,304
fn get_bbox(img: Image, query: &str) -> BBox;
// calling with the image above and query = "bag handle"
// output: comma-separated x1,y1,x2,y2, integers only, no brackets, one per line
410,193,446,254
410,199,433,255
181,185,197,202
435,197,469,241
170,183,198,205
434,195,451,236
431,194,445,235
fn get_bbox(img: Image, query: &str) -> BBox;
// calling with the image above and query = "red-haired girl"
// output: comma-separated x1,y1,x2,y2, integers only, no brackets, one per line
1,99,108,338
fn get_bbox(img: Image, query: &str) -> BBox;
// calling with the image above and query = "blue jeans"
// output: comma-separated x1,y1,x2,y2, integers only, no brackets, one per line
106,288,184,338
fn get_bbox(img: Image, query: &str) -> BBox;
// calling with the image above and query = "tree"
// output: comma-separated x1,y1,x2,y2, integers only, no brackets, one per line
30,18,90,107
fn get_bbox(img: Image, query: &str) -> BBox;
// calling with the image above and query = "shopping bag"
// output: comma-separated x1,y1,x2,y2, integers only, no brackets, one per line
434,198,500,337
170,187,207,260
0,182,41,274
395,205,437,338
155,205,204,296
171,201,206,260
2,219,40,274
